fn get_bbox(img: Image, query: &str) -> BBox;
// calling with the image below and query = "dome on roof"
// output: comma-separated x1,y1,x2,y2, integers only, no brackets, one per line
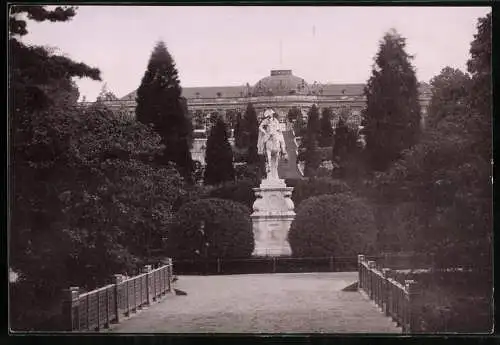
253,70,310,96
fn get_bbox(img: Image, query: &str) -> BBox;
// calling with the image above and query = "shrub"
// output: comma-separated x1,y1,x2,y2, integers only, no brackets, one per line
234,163,262,183
289,194,377,257
208,179,258,210
291,177,350,208
167,198,254,259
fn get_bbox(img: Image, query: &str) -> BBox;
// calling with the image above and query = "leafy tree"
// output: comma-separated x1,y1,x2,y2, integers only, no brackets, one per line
364,29,421,171
96,82,118,102
135,41,193,180
318,107,334,147
426,67,471,129
10,6,101,309
204,117,235,185
9,7,186,330
167,198,254,259
373,13,492,269
243,103,259,164
467,12,491,163
289,194,377,257
11,103,184,330
9,6,100,114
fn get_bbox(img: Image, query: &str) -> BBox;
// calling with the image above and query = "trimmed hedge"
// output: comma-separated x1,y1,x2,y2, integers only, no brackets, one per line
208,178,258,210
291,177,350,208
167,198,254,259
289,194,377,257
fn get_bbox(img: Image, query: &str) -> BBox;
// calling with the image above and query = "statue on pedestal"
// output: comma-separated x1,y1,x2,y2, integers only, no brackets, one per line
252,109,295,257
257,109,288,181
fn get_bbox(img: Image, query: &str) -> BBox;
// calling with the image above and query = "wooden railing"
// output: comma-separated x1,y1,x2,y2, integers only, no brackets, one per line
358,254,420,334
62,259,174,331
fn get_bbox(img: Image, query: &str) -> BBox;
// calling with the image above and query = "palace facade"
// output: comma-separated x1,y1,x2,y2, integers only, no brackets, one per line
89,69,432,165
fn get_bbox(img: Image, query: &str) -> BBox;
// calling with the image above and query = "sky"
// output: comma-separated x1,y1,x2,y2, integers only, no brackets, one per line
20,6,491,101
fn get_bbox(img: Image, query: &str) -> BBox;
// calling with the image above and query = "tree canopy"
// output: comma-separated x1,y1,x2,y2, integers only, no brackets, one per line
135,40,193,181
318,107,334,147
372,13,492,268
204,117,235,185
243,103,259,164
364,29,421,171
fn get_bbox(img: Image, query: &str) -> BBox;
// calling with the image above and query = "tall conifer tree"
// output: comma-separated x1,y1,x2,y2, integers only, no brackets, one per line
204,117,235,185
303,105,321,177
136,41,193,179
318,107,334,147
244,103,259,164
364,29,421,171
234,112,245,149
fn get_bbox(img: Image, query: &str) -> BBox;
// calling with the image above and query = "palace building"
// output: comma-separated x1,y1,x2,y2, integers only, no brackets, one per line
90,69,432,165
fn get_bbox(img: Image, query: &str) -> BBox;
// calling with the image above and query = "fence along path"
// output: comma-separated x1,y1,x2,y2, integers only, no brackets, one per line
358,254,420,333
62,259,174,331
108,272,400,333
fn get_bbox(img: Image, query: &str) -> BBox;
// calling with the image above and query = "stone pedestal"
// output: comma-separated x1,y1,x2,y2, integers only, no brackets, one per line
251,178,295,257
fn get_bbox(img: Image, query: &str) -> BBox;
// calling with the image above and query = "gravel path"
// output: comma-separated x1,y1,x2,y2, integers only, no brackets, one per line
109,273,400,333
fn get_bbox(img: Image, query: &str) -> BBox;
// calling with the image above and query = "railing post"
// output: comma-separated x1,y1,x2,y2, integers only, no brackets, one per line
382,268,391,317
329,256,334,272
217,258,221,274
105,287,110,329
96,290,101,331
113,274,124,323
168,258,174,292
86,293,90,331
62,287,80,331
367,261,375,300
143,265,152,306
406,280,419,334
272,257,277,273
357,255,365,289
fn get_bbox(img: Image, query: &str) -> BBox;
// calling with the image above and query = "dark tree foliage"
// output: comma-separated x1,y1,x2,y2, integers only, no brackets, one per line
293,113,307,137
303,134,321,178
331,118,362,179
243,103,259,164
291,177,350,208
426,67,471,129
208,179,258,210
467,12,491,162
96,83,119,103
318,107,334,147
301,105,321,177
9,7,186,330
167,198,254,259
287,106,301,123
305,104,320,143
234,112,246,148
204,118,235,185
373,13,492,270
364,29,421,171
289,194,377,258
135,41,193,181
9,6,100,114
